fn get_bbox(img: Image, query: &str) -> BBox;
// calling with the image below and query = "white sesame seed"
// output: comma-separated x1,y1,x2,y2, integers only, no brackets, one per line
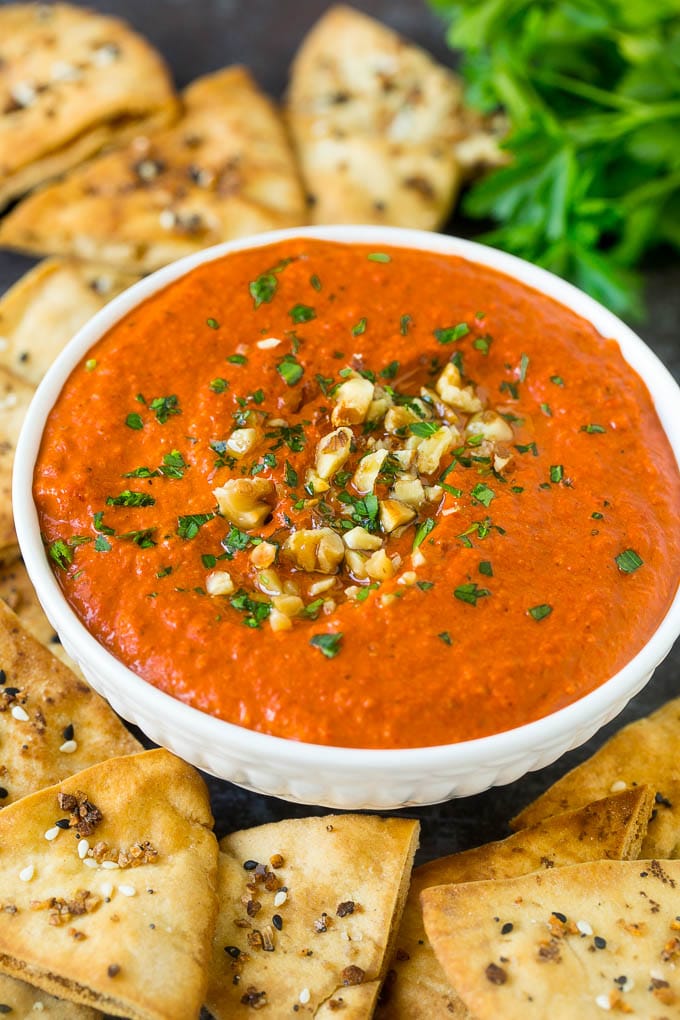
100,882,114,898
576,920,593,936
650,968,665,981
11,704,29,722
609,780,627,793
10,81,37,108
273,890,287,907
118,884,136,897
92,43,119,66
51,60,80,82
101,860,119,870
299,989,310,1005
78,839,90,859
19,864,34,882
44,826,60,842
256,337,282,349
159,209,176,230
32,1003,44,1012
83,858,98,869
0,338,8,352
621,978,634,993
595,994,611,1010
59,739,78,754
0,392,18,412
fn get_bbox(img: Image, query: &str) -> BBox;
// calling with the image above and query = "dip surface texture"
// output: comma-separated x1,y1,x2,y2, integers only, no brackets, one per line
34,240,680,748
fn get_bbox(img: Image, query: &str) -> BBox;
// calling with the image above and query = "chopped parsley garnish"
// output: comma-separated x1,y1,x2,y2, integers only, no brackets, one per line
500,380,519,400
315,373,335,396
156,566,173,578
528,604,553,621
206,317,220,329
519,352,530,382
125,412,143,430
150,394,180,424
93,511,115,535
581,423,607,434
338,492,380,532
123,465,158,479
310,633,343,658
210,378,228,393
106,490,155,508
310,273,322,292
284,461,298,488
479,560,493,577
289,303,316,324
515,442,539,456
94,535,111,553
380,360,399,380
118,529,157,548
438,631,453,645
434,323,469,344
458,517,504,542
266,423,306,452
230,589,271,628
551,375,565,386
351,317,367,336
177,513,215,540
410,421,440,438
471,483,496,508
209,440,237,470
222,526,252,558
367,252,391,263
540,402,552,417
227,353,248,365
550,465,564,483
48,539,73,570
454,582,490,606
473,335,493,355
354,584,379,604
249,272,278,308
615,549,643,574
301,598,325,618
202,554,217,569
277,354,304,386
160,450,187,479
400,314,412,335
413,517,436,550
591,511,604,520
250,388,265,405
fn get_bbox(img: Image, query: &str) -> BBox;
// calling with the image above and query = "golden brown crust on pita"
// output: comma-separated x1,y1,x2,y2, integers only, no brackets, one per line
286,5,466,229
0,749,218,1020
0,971,103,1017
421,858,680,1020
512,698,680,858
0,600,141,805
378,787,655,1020
0,557,81,673
205,814,419,1018
0,366,35,565
0,66,307,272
0,2,177,207
0,258,138,385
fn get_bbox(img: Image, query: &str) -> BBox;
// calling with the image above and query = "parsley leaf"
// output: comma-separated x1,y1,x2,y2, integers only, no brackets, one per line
150,395,180,424
434,323,469,344
277,354,304,386
125,412,143,430
106,490,155,508
454,582,490,606
289,304,316,324
528,603,553,621
177,513,214,540
48,539,73,570
413,517,436,549
310,633,343,658
615,548,643,573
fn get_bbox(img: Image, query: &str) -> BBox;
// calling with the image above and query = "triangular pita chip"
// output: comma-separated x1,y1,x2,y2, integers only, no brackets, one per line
287,5,500,230
0,600,141,805
0,748,218,1020
0,2,177,208
0,366,35,564
0,67,307,272
0,971,103,1018
0,557,80,672
512,698,680,858
378,787,655,1019
0,258,139,385
205,814,419,1018
422,858,680,1019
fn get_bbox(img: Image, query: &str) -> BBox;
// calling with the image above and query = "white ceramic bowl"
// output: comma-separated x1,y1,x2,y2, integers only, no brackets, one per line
13,226,680,809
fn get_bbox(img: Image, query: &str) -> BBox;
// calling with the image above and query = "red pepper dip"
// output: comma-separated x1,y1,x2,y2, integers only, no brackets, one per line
34,240,680,748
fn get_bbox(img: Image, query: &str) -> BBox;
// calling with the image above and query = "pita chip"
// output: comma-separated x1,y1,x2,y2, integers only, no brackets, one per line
0,600,141,805
0,749,218,1020
0,67,307,273
0,2,177,208
512,698,680,858
0,557,80,672
0,971,102,1018
205,814,419,1018
0,258,139,386
378,787,655,1020
422,858,680,1019
0,366,35,565
287,5,500,230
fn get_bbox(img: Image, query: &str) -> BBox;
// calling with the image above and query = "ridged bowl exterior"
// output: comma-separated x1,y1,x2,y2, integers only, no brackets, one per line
13,226,680,809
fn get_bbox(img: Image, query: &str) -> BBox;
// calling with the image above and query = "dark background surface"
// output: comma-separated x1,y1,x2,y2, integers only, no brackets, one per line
1,0,678,862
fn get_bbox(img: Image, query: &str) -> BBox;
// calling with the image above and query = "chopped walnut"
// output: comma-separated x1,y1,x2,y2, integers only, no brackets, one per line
32,889,101,926
57,790,102,837
341,965,365,986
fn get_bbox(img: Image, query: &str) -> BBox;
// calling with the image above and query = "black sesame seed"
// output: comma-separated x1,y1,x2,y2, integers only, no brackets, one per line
0,789,7,800
594,936,607,949
655,792,673,808
243,860,258,871
0,670,5,684
614,975,627,986
107,964,120,978
62,723,74,742
4,688,20,697
55,818,70,829
272,914,283,931
149,923,155,929
0,1005,12,1014
225,946,241,958
552,911,567,923
501,922,513,935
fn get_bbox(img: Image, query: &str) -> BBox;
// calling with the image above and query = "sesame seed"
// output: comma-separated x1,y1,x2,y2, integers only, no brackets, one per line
118,885,136,897
272,914,283,930
10,81,36,108
55,819,70,829
33,1003,44,1012
93,43,120,66
224,946,241,958
243,860,258,871
62,723,74,741
100,882,113,898
44,827,60,842
78,839,90,859
159,209,176,230
51,60,80,82
274,890,287,907
0,1006,11,1014
59,740,78,754
577,920,593,936
0,669,6,684
83,858,98,869
299,989,311,1005
19,864,34,882
501,922,513,935
0,789,7,800
11,705,29,722
551,911,567,923
594,936,607,949
609,780,627,793
101,860,119,870
107,963,121,978
595,994,611,1010
256,337,282,349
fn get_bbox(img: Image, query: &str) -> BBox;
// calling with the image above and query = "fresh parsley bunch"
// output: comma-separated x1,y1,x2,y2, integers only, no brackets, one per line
430,0,680,317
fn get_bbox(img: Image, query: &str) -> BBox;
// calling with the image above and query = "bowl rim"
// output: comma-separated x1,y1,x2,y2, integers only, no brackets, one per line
13,224,680,769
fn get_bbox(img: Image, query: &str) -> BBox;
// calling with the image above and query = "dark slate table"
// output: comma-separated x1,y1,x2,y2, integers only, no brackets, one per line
1,0,678,862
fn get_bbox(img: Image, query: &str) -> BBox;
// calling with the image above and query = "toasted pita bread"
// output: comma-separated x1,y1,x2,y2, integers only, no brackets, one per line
378,787,655,1019
512,698,680,859
0,258,138,385
0,748,218,1020
422,858,680,1019
0,67,307,273
287,5,481,229
205,814,419,1018
0,600,141,805
0,366,35,565
0,557,81,672
0,972,102,1018
0,3,177,209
